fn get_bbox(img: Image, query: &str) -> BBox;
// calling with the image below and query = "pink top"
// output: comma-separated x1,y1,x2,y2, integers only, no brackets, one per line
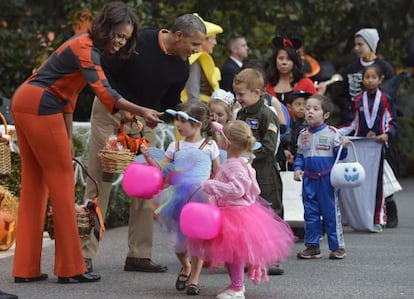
201,157,260,207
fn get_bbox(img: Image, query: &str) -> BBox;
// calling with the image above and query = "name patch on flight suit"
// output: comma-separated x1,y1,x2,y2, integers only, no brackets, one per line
246,118,259,129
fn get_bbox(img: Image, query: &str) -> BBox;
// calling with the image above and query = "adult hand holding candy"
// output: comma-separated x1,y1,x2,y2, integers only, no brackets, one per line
122,162,163,199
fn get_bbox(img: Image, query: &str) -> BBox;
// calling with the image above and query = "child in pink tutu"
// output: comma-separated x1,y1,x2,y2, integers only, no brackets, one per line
188,120,296,299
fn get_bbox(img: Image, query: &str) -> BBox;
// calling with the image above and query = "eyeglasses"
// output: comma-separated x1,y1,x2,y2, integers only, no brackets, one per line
165,109,201,123
211,121,231,145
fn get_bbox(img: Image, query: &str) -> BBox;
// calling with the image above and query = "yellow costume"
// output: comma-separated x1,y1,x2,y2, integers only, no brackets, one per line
181,14,223,104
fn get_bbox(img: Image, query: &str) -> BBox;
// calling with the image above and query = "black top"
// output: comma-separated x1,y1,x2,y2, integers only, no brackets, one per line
101,29,189,111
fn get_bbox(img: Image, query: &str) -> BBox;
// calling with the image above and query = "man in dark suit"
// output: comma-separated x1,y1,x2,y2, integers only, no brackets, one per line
220,36,248,93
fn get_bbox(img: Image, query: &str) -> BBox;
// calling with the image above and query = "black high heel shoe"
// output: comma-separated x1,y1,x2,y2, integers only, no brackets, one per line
15,273,48,283
58,273,101,284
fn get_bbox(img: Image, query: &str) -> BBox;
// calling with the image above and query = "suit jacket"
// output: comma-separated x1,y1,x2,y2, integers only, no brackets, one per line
220,58,241,93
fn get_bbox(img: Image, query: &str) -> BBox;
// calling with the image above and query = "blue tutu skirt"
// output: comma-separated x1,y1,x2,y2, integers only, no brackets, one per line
153,149,211,248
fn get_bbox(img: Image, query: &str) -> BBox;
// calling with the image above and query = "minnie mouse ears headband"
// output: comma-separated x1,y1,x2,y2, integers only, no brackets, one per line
272,36,302,50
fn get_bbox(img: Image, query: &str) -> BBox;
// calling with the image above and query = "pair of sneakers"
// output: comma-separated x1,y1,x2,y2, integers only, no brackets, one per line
297,246,346,260
216,285,245,299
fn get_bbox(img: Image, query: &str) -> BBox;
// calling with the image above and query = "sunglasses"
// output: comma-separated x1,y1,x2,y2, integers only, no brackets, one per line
165,109,201,123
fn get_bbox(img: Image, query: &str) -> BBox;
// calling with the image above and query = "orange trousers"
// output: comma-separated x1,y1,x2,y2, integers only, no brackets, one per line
11,86,86,277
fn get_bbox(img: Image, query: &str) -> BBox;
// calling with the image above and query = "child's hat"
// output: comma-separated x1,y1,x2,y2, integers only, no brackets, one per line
355,28,379,53
211,88,235,106
287,79,316,103
193,13,223,37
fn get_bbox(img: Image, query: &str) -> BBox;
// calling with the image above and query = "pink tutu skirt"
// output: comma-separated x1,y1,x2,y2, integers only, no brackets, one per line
187,201,296,268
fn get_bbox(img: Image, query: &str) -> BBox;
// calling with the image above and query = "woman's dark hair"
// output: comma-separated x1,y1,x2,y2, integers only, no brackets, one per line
266,44,304,88
90,1,138,58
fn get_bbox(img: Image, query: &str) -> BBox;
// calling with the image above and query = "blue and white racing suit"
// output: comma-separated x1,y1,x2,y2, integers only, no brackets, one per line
294,123,347,250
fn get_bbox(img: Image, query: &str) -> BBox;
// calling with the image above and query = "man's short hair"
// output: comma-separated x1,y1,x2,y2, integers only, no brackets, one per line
171,14,206,36
226,36,245,53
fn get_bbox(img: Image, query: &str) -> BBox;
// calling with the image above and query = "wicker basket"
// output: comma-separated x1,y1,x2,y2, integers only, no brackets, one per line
98,149,135,174
0,113,11,177
46,158,98,240
46,207,95,240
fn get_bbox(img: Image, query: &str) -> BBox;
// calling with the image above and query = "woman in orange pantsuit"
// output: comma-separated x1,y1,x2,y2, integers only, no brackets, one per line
11,1,163,284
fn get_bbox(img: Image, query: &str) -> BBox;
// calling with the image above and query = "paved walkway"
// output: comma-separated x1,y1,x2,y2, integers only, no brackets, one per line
1,179,414,298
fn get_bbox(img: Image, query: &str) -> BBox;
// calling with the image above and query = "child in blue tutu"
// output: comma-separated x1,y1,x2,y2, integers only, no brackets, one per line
141,101,220,295
188,120,295,299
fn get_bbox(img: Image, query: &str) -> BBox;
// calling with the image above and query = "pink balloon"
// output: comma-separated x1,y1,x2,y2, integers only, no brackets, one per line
122,162,163,199
180,202,222,240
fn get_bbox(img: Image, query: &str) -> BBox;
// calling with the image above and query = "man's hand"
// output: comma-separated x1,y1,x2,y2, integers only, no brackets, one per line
115,98,164,128
142,108,164,128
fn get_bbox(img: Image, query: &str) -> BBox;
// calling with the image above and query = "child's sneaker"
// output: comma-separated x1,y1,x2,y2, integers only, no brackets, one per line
216,288,245,299
297,245,321,259
217,285,246,294
329,248,346,260
372,224,383,233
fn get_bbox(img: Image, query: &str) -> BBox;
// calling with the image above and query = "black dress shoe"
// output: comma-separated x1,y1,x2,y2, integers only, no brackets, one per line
124,257,168,273
0,289,18,299
186,283,200,295
14,273,48,283
175,268,190,291
58,273,101,284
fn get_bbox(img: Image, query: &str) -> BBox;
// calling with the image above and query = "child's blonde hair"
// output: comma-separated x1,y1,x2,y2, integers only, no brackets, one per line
233,68,264,92
224,120,256,161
